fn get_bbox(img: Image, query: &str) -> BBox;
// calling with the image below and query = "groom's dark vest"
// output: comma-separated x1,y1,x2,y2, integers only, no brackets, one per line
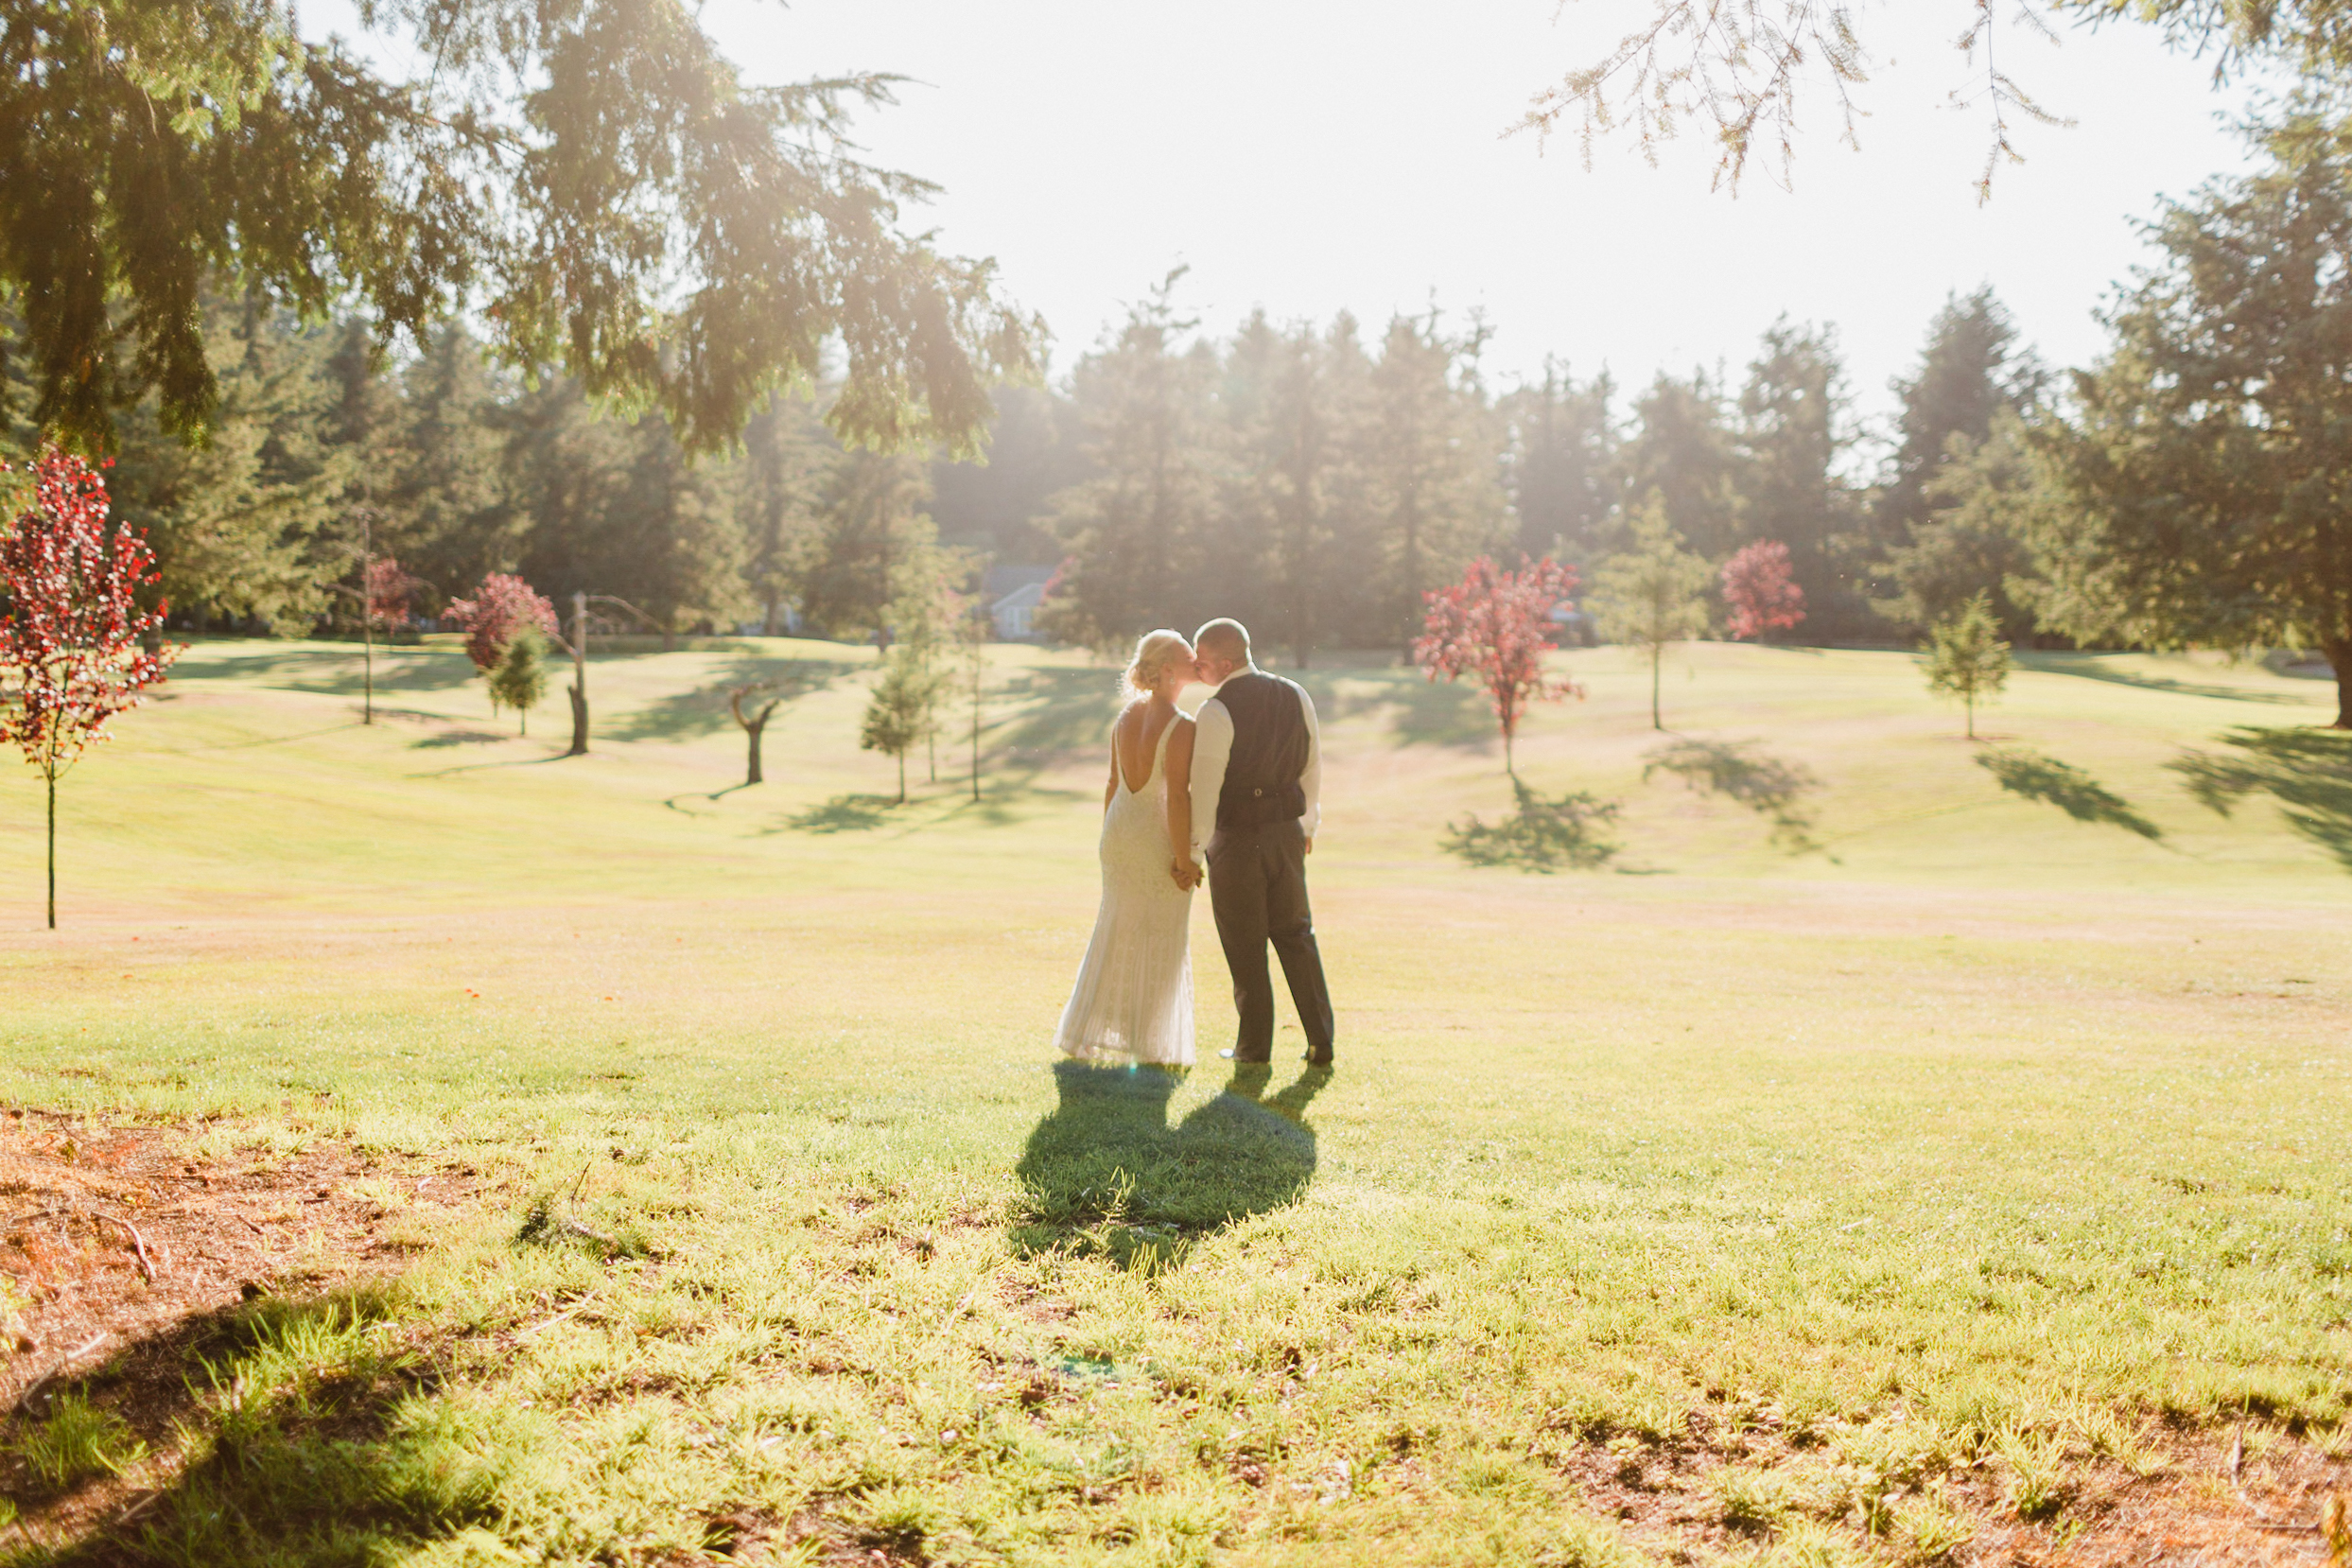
1214,671,1310,832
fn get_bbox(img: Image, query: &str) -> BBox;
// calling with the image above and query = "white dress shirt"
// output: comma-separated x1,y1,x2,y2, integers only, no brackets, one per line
1188,667,1321,857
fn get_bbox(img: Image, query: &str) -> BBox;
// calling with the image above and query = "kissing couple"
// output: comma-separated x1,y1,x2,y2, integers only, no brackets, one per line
1052,618,1335,1071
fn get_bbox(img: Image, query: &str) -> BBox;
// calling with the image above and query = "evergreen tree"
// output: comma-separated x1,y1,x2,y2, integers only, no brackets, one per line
861,647,934,803
1925,593,2010,740
1734,319,1865,637
488,626,549,736
738,398,830,635
1228,311,1369,667
1591,497,1714,731
2036,114,2352,725
1619,369,1741,560
799,446,937,646
930,386,1085,565
1884,409,2051,640
1362,312,1510,656
1502,359,1616,567
1874,289,2039,560
1040,274,1222,651
110,296,349,633
377,325,515,599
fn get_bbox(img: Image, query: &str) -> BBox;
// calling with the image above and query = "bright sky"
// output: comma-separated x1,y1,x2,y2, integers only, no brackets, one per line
305,0,2273,434
691,0,2269,433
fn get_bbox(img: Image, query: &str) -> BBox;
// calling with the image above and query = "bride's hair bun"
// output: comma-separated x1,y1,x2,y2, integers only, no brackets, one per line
1124,629,1193,699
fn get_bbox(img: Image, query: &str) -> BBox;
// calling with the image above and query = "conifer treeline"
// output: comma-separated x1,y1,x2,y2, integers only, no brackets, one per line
33,286,2043,654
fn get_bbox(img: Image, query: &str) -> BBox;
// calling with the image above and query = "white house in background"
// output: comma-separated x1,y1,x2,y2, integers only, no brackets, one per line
985,566,1056,641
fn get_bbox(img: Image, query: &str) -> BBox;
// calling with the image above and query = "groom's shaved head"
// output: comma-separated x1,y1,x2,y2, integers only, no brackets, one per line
1193,619,1250,665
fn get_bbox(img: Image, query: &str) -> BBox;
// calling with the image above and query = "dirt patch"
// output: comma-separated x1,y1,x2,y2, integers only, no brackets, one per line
1553,1416,2349,1566
1,1106,485,1551
0,1107,448,1405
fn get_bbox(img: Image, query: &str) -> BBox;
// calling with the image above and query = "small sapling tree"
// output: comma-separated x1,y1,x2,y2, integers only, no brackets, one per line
861,646,934,803
1591,498,1713,731
731,681,784,786
0,449,178,930
488,625,549,735
1926,591,2010,739
447,573,559,717
1413,555,1582,775
1721,538,1806,642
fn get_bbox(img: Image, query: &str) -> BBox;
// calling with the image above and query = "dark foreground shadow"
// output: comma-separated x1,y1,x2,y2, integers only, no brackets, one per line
778,793,899,833
1977,745,2161,840
1011,1060,1329,1270
1444,778,1622,872
2169,726,2352,869
9,1284,503,1566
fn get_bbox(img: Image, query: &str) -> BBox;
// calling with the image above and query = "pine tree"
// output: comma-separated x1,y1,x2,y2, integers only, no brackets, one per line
1040,273,1222,651
1591,497,1714,731
1502,358,1616,568
1925,593,2010,740
1228,311,1369,667
489,626,550,736
1874,289,2039,561
1362,312,1510,657
378,325,515,597
1734,319,1865,638
861,648,934,803
800,447,937,646
1618,369,1741,560
1885,409,2051,639
109,295,349,633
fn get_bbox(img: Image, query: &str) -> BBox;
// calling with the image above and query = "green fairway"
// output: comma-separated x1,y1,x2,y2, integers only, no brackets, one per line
2,636,2348,1566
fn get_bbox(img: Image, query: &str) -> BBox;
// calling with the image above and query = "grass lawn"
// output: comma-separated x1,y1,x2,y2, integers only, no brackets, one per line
1,634,2348,1566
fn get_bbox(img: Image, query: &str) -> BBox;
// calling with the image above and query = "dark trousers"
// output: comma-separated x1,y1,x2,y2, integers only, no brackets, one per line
1207,820,1334,1062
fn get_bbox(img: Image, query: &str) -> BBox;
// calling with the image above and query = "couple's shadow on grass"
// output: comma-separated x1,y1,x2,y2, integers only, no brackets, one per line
1012,1058,1329,1270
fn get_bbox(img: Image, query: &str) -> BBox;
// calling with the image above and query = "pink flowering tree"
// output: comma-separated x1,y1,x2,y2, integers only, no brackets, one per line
1721,539,1806,642
445,573,559,712
1413,556,1584,775
0,449,178,929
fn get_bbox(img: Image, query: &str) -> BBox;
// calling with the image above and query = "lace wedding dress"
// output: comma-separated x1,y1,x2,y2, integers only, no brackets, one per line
1054,716,1195,1066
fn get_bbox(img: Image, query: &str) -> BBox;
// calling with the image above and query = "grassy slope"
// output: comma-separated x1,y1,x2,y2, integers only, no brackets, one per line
0,636,2347,1566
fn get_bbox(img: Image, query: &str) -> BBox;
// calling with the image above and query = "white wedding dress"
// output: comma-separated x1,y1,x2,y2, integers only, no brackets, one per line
1054,715,1196,1066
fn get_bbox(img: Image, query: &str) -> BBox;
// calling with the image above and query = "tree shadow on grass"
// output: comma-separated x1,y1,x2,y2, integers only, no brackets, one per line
989,665,1123,766
409,729,511,749
1011,1060,1327,1272
2168,726,2352,869
13,1284,505,1566
606,658,851,742
1443,778,1622,872
1314,666,1492,748
780,793,900,833
1643,737,1825,852
2016,653,2317,706
174,645,480,696
1977,745,2162,839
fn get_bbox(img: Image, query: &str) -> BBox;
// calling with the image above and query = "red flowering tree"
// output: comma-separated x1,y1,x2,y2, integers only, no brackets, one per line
0,449,178,929
1413,556,1583,775
367,558,419,631
445,574,559,712
1721,539,1806,641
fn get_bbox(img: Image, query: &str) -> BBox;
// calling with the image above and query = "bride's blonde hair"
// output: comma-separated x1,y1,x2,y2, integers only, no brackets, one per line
1123,629,1193,700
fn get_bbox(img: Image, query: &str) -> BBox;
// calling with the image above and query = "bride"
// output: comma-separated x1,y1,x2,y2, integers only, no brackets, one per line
1053,629,1201,1067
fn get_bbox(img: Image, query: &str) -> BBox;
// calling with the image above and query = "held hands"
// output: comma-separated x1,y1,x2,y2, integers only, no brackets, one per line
1170,857,1204,891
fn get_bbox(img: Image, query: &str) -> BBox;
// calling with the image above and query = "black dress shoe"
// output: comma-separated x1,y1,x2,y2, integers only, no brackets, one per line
1303,1050,1333,1067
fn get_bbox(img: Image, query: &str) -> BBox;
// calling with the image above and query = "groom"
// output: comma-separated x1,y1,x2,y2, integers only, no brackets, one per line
1176,618,1335,1067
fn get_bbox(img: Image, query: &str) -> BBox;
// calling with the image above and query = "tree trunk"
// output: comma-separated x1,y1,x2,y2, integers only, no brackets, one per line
897,751,906,804
361,605,374,725
566,592,591,756
763,595,781,637
746,717,766,785
1650,644,1664,731
45,763,56,932
662,627,677,653
1504,723,1515,777
2325,636,2352,728
1965,690,1976,740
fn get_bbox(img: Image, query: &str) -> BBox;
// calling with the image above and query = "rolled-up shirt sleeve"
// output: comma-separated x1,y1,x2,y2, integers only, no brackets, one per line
1297,684,1321,840
1190,697,1232,857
